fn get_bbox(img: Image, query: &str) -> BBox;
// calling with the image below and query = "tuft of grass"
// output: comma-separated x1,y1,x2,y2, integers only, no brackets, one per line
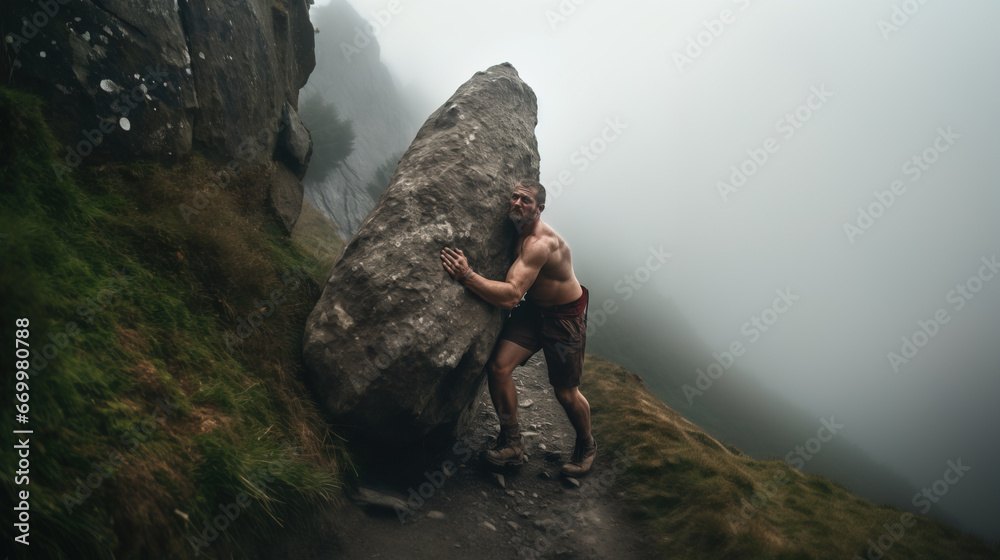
0,87,349,559
581,355,999,560
291,195,346,284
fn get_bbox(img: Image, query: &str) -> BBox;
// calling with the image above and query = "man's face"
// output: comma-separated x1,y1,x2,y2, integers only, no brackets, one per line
508,185,541,226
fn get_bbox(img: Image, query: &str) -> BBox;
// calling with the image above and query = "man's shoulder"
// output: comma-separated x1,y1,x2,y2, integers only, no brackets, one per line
524,227,560,253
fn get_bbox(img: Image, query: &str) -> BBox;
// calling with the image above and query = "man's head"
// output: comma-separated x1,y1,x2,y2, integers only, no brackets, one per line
509,180,545,228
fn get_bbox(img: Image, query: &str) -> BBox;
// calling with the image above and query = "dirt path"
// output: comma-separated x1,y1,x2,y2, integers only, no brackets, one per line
304,354,657,560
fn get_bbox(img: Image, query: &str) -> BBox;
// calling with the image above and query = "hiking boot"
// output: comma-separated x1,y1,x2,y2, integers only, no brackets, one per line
560,436,596,478
482,424,524,468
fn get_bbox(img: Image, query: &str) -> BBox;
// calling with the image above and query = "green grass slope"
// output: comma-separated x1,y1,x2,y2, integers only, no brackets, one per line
581,355,998,560
0,87,349,559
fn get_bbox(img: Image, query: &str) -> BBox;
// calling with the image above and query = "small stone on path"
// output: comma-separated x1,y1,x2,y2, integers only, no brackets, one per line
492,472,506,488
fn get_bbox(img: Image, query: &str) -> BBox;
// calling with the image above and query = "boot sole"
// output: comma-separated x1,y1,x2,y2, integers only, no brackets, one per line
481,450,525,469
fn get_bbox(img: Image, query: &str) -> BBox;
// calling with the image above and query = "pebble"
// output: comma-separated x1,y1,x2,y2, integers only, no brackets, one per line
427,511,446,520
565,477,581,488
507,520,521,531
521,399,534,408
351,487,410,512
482,521,497,531
539,443,547,450
492,473,506,489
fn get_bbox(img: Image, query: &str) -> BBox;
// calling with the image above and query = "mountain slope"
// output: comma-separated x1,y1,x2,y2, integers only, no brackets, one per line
581,355,998,559
301,0,420,235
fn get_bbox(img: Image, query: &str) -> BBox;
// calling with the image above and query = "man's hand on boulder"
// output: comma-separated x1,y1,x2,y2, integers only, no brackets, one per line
441,247,474,283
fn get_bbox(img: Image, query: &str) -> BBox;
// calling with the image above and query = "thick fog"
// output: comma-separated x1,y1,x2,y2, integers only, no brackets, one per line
317,0,1000,540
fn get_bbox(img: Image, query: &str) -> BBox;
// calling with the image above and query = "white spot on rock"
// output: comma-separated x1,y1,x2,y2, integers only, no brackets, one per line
99,79,118,92
119,117,130,131
333,304,354,329
39,51,46,58
82,31,90,41
198,51,205,59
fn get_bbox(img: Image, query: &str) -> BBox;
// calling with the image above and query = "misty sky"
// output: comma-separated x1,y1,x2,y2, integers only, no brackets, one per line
316,0,1000,538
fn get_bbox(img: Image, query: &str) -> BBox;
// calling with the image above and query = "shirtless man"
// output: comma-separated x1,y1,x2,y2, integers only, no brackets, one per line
440,179,596,478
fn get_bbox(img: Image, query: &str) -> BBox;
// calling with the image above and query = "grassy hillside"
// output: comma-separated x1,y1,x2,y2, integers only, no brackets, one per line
582,355,998,559
0,87,349,559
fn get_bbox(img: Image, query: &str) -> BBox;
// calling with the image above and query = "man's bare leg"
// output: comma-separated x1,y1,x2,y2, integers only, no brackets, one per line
555,386,596,476
482,340,534,467
554,386,591,442
486,340,534,426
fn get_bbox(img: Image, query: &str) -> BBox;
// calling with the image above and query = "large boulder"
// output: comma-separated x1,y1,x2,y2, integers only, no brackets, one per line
303,63,540,452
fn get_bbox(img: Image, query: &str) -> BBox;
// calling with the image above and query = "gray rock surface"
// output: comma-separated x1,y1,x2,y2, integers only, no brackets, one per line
278,102,314,179
2,0,314,167
303,62,540,452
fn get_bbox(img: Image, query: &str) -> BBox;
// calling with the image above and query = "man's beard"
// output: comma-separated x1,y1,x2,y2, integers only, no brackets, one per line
508,208,536,228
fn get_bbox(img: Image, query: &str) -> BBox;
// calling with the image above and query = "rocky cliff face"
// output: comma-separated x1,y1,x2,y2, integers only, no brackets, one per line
301,0,420,235
303,63,540,453
2,0,316,229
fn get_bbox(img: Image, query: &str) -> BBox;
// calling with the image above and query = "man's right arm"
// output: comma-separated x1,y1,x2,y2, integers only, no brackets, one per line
459,240,547,310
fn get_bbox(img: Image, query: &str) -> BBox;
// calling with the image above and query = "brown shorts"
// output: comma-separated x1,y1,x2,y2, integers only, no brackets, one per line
498,286,589,388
